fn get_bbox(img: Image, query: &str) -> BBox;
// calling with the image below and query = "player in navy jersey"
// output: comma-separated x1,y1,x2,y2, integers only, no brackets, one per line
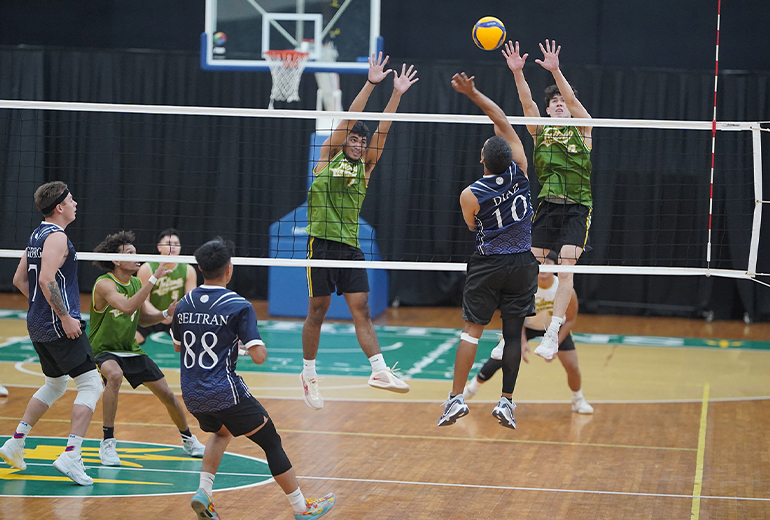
1,182,103,486
438,74,539,430
172,238,334,520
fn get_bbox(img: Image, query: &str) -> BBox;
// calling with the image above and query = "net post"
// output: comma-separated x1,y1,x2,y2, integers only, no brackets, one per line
748,126,763,276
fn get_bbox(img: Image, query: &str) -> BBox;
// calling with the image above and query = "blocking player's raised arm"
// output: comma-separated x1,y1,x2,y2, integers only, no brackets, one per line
315,53,393,173
503,40,541,140
536,40,592,124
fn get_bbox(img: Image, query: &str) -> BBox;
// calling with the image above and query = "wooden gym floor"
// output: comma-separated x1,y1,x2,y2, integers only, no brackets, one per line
0,294,768,519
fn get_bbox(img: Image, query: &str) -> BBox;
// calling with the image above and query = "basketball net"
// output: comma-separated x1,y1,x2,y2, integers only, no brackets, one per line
264,50,310,109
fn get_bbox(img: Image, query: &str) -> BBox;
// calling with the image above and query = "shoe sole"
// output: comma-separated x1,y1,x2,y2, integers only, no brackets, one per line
438,406,469,426
191,499,219,520
100,459,121,466
492,409,517,430
368,381,410,394
52,458,93,486
533,347,557,360
299,374,324,410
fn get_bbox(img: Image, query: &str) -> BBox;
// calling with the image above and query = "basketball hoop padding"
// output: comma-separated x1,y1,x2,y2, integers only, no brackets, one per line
264,50,310,108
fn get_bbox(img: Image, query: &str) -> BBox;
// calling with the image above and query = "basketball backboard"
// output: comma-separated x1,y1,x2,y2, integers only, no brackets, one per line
202,0,381,73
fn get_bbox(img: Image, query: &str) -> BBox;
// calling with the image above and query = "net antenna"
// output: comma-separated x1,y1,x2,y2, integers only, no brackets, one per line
263,49,310,109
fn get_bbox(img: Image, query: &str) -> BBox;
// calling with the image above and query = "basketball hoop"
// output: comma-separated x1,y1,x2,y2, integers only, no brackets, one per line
263,50,310,109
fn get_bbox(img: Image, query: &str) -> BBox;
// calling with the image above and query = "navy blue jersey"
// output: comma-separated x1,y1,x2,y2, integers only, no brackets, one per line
25,222,81,342
171,285,264,413
469,161,533,255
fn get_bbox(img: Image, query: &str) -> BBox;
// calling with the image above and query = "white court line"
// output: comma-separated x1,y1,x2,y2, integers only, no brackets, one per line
404,337,458,378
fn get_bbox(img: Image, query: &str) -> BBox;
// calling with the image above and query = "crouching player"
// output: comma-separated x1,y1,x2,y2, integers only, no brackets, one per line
172,237,335,520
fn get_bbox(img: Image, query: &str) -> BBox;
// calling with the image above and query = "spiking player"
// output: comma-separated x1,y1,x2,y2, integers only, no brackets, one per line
135,228,197,345
438,73,539,430
503,40,593,361
301,53,418,409
1,181,103,486
89,230,205,467
172,238,335,520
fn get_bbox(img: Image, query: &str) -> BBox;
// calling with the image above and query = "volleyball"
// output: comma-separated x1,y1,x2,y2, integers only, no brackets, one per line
472,17,506,51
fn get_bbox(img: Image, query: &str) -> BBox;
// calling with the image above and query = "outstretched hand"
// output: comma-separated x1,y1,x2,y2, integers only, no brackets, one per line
451,72,476,97
502,41,528,72
535,39,561,71
393,63,419,94
368,52,392,84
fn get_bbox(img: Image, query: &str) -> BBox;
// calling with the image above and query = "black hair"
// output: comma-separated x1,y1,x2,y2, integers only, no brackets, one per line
545,250,559,264
157,228,180,243
544,84,578,107
93,230,136,272
349,121,370,143
482,136,513,175
194,237,235,279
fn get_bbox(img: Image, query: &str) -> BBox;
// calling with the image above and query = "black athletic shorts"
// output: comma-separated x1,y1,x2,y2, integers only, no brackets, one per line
136,322,171,339
525,326,576,352
32,320,96,378
193,395,269,437
531,200,592,251
306,236,369,297
95,352,165,388
462,252,539,325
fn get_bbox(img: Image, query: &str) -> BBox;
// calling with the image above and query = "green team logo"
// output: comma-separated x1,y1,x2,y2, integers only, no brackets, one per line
0,437,272,497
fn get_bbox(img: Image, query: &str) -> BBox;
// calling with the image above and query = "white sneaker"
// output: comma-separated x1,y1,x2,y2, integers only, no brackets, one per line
534,328,559,360
572,397,594,414
99,438,121,466
368,363,410,393
0,438,26,470
300,372,324,410
490,335,504,360
53,451,93,486
182,435,206,457
0,384,8,397
491,397,517,430
437,393,469,427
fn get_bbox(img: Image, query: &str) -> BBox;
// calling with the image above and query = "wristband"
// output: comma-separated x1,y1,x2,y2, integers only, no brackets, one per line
148,275,158,285
162,309,169,319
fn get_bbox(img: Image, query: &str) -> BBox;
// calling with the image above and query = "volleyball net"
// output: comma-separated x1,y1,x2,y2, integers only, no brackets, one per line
0,100,765,283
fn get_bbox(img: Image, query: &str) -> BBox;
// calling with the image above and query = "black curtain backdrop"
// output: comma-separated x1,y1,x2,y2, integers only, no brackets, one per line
1,46,768,320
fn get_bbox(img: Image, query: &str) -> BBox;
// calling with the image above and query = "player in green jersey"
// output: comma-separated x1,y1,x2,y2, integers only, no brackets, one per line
90,230,205,467
301,53,418,409
135,228,197,345
503,39,593,361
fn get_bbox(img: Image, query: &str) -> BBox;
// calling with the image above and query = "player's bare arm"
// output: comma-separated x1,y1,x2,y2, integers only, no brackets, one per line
315,52,392,172
536,40,592,136
185,265,197,294
249,344,267,365
459,187,480,231
39,232,81,338
503,40,541,138
451,72,528,173
12,253,30,298
138,298,178,327
365,63,419,182
94,263,171,315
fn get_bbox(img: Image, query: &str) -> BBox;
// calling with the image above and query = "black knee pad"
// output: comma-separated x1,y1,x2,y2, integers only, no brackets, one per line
247,419,292,477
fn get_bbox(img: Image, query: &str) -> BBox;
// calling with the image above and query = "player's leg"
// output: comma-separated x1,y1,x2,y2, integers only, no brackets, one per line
492,317,525,429
143,372,205,457
191,423,231,520
344,290,409,393
438,321,482,427
556,337,593,414
463,357,503,399
301,295,330,410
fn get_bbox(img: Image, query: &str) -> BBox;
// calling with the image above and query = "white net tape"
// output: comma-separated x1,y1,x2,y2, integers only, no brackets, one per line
264,50,309,109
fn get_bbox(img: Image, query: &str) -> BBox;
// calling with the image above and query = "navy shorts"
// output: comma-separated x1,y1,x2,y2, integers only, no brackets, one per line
32,321,96,378
306,236,369,297
192,396,269,437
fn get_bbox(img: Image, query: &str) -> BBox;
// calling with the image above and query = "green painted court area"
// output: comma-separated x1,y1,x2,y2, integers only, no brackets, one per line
1,310,768,381
0,436,271,497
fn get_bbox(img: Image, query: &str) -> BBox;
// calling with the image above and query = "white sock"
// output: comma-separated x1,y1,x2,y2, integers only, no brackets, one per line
13,421,31,444
368,353,387,372
287,487,306,512
65,434,84,457
547,316,564,332
199,471,215,495
468,377,482,392
303,359,317,378
572,389,584,401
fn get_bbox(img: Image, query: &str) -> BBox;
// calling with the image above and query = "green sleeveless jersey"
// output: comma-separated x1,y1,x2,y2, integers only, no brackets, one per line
534,125,593,208
89,273,146,357
147,262,188,311
307,150,367,248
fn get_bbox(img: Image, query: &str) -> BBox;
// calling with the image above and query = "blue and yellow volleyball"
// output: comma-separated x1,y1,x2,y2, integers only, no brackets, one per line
472,17,506,51
213,32,227,46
